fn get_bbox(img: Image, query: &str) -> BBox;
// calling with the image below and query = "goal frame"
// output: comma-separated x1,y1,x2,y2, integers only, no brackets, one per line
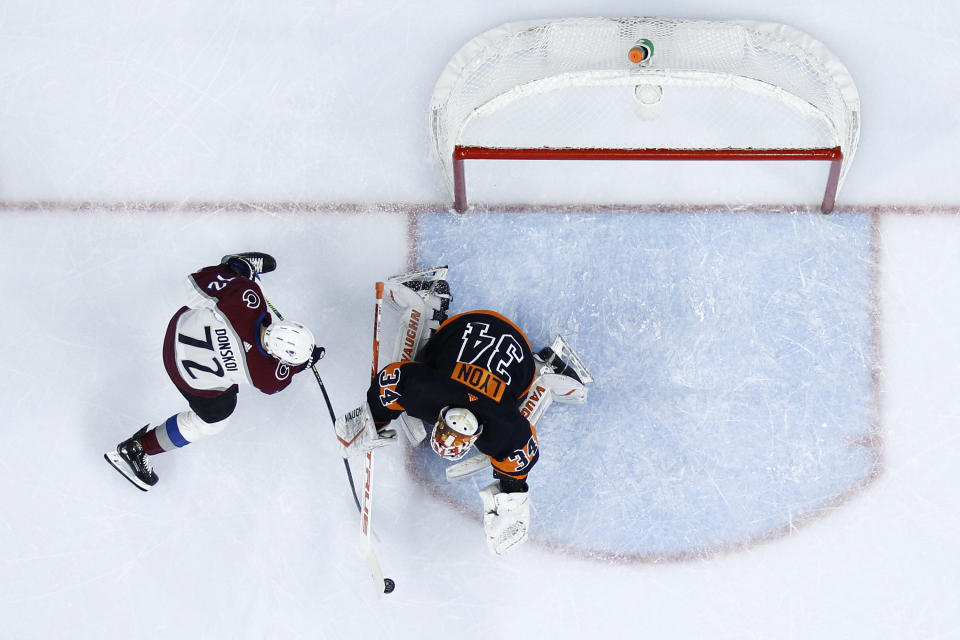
452,145,844,213
430,17,859,214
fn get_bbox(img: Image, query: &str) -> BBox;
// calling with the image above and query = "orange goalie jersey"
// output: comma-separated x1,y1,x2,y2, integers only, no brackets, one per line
366,310,539,485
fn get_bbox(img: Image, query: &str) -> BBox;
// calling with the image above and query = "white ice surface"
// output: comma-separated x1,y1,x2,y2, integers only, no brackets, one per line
0,2,958,639
0,0,956,206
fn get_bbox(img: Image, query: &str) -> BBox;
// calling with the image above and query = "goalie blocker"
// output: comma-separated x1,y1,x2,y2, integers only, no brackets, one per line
335,267,593,556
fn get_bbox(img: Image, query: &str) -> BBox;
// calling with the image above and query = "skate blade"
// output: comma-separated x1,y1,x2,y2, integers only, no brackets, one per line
550,336,594,384
387,265,448,283
104,451,151,491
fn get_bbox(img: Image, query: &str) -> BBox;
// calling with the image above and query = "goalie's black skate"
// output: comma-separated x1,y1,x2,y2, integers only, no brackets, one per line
104,426,159,491
537,347,583,384
220,252,277,280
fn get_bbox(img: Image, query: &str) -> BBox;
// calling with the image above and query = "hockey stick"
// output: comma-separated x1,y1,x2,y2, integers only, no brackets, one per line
264,297,361,511
266,294,393,595
362,282,395,595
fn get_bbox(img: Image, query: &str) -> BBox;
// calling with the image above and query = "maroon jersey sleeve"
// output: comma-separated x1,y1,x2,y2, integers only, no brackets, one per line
188,265,299,394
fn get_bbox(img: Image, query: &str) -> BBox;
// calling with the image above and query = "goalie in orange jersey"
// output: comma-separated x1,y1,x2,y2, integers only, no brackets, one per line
336,267,591,555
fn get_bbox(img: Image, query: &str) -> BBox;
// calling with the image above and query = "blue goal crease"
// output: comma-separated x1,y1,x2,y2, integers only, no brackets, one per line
411,210,875,559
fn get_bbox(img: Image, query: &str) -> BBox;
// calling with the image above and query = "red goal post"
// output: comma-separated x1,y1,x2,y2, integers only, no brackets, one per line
429,18,859,213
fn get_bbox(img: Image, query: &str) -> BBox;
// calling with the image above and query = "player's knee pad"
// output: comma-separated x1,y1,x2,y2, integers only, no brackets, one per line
168,410,229,445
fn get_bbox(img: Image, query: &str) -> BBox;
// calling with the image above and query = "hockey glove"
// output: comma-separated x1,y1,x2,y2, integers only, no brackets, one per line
334,402,397,458
479,481,530,555
306,345,325,368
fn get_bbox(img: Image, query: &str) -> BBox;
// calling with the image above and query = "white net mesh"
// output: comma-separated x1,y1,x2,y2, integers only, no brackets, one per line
429,17,860,198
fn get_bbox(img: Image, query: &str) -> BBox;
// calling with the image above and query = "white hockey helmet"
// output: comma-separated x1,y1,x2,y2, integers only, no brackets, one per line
431,406,481,461
263,320,315,366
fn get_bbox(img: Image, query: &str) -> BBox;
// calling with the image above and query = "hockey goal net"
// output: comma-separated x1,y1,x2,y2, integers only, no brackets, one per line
428,17,860,212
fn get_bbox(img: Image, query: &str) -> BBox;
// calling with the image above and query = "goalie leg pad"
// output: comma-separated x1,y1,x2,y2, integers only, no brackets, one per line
388,265,451,326
520,368,591,426
382,282,438,362
479,481,530,555
538,372,587,405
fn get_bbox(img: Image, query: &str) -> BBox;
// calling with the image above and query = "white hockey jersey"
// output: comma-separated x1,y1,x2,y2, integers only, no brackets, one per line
162,264,300,397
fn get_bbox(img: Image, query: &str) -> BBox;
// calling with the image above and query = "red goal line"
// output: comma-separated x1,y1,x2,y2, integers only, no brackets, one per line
452,145,843,214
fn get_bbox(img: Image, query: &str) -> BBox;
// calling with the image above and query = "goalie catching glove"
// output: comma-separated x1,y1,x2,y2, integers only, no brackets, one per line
334,402,397,457
479,481,530,555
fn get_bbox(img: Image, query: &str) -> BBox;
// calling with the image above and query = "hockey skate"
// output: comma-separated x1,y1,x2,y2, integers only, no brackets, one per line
220,252,277,280
104,426,159,491
536,336,594,384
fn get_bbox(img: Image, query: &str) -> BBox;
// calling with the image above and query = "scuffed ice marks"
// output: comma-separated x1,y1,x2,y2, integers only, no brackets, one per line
413,209,877,559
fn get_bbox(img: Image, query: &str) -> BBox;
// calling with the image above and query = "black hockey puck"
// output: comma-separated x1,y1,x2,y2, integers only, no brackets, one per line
383,577,395,594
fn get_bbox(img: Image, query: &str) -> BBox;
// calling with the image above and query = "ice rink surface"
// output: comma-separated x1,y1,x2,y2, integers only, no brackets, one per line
1,2,959,639
415,211,877,560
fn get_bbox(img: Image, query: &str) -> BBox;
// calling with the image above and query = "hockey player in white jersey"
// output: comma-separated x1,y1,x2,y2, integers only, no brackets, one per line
105,252,325,491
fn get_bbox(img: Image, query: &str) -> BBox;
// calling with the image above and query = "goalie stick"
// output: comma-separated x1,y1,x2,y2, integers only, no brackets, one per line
363,281,394,595
266,294,393,595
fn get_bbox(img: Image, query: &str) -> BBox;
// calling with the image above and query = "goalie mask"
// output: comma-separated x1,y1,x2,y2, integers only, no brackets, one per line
263,320,315,366
431,406,481,461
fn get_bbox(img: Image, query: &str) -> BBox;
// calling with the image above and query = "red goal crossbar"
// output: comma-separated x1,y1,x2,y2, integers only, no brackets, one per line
452,145,844,213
